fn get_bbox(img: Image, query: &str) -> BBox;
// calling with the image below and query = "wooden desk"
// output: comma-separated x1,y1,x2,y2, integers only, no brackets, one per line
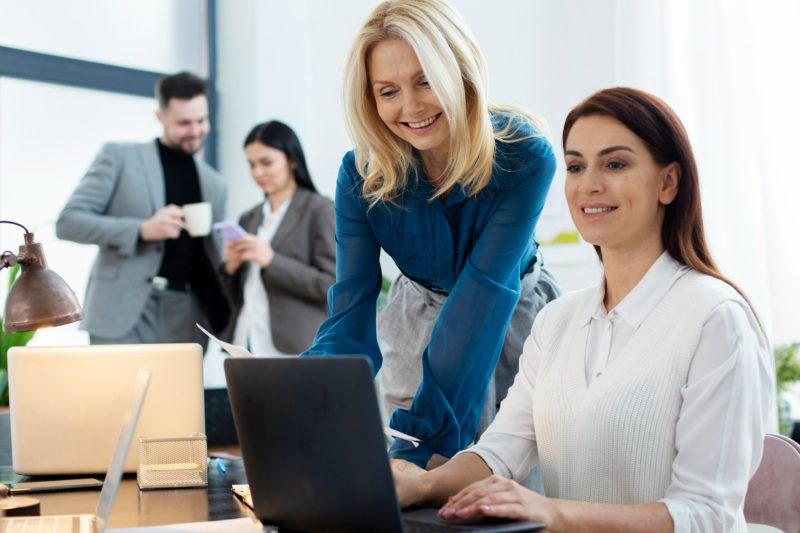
3,458,250,528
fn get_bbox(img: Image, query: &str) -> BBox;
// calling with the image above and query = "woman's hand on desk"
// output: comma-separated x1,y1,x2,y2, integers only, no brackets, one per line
225,235,275,270
392,468,432,508
438,475,557,527
391,458,429,508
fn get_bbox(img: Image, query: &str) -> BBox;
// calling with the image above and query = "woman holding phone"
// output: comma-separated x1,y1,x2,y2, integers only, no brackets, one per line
221,120,335,356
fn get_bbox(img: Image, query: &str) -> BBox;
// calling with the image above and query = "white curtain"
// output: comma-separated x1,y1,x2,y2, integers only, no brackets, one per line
614,0,800,346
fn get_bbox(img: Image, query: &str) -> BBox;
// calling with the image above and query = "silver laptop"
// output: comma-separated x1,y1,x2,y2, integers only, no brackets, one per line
8,344,204,474
0,367,152,533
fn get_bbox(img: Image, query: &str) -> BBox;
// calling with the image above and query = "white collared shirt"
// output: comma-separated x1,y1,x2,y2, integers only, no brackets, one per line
232,197,292,356
583,252,689,385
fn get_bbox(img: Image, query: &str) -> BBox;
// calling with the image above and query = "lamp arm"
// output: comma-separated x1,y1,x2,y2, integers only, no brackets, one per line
0,220,34,270
1,251,19,271
0,220,30,234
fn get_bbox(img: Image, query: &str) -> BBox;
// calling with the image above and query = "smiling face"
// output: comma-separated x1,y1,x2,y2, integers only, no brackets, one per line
245,141,297,201
564,115,679,257
157,95,210,155
368,38,450,158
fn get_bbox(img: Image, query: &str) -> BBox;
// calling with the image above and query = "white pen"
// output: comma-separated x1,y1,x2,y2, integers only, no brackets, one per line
383,427,421,447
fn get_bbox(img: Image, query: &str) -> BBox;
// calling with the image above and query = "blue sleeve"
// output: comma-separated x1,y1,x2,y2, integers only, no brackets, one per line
390,134,556,466
301,153,384,373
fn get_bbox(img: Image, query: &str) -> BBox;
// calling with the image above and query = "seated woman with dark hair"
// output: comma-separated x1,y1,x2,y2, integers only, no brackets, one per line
221,121,335,355
394,87,775,532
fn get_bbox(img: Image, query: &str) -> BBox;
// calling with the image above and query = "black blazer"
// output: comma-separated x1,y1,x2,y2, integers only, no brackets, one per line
221,187,335,353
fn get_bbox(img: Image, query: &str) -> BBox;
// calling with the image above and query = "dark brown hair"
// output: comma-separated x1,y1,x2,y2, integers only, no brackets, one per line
563,87,756,311
155,71,207,109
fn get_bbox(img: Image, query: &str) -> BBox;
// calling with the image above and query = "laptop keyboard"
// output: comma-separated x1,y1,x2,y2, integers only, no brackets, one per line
0,516,83,533
405,521,464,532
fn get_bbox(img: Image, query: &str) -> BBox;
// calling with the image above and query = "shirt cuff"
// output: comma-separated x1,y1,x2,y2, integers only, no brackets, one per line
660,498,689,532
119,218,145,256
659,497,743,533
457,445,513,479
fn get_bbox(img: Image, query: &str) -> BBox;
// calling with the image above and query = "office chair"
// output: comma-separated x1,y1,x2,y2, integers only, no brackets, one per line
744,433,800,533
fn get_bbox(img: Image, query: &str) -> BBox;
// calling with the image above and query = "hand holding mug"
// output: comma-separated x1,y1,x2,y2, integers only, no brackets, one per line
140,204,184,241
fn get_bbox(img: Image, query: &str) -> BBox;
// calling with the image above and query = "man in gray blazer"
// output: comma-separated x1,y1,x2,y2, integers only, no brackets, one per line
56,72,231,346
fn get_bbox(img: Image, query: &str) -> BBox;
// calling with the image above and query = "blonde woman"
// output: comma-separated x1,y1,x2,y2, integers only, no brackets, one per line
303,0,559,469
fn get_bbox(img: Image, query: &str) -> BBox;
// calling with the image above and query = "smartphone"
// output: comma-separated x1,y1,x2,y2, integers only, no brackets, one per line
213,221,248,242
9,478,103,494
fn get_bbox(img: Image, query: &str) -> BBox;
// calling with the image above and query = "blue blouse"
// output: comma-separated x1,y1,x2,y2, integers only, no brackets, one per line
303,115,556,466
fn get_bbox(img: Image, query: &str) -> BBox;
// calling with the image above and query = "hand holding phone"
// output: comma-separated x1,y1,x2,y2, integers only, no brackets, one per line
213,221,248,241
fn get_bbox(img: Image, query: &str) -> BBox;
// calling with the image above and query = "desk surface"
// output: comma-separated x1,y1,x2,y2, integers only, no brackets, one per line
2,458,250,528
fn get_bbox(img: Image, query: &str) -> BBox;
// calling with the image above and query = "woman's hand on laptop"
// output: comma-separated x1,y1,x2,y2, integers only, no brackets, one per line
438,475,555,525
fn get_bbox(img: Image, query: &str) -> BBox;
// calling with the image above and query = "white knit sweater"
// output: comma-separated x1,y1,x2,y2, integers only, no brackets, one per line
531,270,742,504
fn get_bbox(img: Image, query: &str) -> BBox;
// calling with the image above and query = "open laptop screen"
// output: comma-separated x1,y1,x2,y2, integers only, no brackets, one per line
8,343,204,475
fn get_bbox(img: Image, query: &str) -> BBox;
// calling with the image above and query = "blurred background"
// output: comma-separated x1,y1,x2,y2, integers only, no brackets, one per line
1,0,798,411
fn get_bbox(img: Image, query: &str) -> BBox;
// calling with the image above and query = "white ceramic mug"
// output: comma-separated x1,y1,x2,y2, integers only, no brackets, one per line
182,202,212,237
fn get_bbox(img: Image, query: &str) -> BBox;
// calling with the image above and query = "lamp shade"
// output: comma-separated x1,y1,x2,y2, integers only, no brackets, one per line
3,239,83,332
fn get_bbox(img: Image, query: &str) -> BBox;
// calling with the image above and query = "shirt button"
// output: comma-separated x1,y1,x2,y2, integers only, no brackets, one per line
596,371,603,378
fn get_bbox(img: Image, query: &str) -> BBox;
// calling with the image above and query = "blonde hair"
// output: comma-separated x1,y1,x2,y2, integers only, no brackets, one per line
343,0,547,206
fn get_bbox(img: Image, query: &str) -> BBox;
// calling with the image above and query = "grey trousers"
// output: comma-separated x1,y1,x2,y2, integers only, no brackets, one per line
376,257,561,435
90,288,209,349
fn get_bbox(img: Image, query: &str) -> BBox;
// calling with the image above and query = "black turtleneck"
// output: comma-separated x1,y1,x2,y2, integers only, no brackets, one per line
156,138,203,284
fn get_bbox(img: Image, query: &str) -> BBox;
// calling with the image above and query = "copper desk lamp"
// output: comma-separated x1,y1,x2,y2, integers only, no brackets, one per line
1,220,83,332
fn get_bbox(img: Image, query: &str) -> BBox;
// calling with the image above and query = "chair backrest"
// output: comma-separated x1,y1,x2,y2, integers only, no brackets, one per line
774,433,800,455
744,433,800,533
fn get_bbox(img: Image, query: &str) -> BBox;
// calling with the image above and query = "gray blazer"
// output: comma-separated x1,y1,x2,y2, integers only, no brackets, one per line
56,141,230,339
221,187,335,353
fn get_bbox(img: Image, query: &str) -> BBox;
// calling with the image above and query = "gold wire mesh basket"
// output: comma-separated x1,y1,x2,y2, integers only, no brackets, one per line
137,434,208,489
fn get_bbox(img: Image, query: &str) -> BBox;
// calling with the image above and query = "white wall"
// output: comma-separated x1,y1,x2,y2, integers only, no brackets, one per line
0,79,160,347
0,0,204,73
218,0,379,208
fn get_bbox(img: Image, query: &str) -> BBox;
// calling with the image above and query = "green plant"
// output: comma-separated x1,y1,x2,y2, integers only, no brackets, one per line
0,264,35,406
775,342,800,436
376,275,393,314
776,342,800,392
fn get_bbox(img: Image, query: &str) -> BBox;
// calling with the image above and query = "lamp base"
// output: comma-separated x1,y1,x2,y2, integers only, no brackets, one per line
0,495,41,516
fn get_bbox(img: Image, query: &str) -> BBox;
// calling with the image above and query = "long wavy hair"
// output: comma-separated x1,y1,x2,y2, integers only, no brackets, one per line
563,87,757,314
343,0,545,206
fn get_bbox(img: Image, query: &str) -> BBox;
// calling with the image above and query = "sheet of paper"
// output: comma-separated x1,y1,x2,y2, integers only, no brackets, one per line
384,427,421,447
196,324,254,358
196,324,295,358
108,517,261,532
231,484,253,509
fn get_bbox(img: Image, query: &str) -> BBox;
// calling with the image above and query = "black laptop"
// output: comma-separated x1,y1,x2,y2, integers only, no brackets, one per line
224,357,544,533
